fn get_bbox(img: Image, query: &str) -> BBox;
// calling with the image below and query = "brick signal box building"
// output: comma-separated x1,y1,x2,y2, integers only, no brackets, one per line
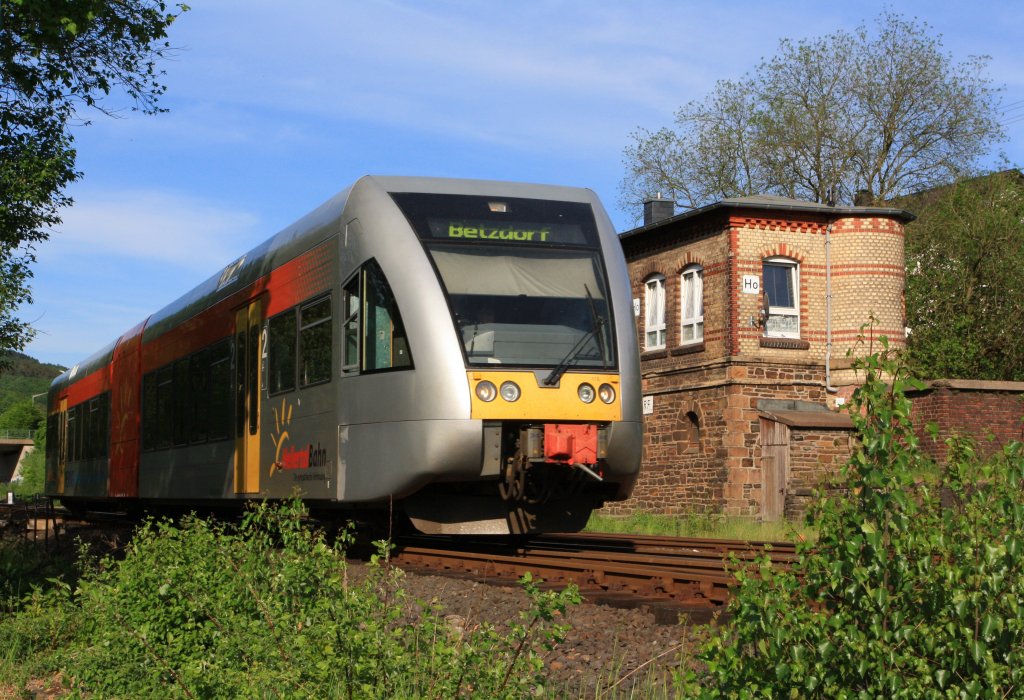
618,195,914,519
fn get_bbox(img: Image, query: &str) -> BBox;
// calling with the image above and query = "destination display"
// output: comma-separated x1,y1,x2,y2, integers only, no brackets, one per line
425,218,588,245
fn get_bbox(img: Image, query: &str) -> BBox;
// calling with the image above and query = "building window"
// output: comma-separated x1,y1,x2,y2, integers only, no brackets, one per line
762,257,799,338
644,274,666,350
680,265,703,344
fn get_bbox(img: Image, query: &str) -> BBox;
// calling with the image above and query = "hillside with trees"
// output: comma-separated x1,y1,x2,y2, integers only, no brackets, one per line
0,351,64,417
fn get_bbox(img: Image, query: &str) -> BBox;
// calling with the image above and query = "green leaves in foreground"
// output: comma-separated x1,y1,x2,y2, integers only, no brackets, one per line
683,347,1024,698
1,500,578,698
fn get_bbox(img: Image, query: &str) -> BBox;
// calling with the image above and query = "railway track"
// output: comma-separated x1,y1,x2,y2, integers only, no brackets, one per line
4,502,798,623
390,532,798,623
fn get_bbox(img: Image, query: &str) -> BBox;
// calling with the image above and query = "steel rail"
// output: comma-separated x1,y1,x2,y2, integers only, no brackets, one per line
390,532,798,622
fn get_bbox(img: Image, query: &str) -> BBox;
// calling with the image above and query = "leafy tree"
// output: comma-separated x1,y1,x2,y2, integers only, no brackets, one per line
903,170,1024,381
0,397,42,432
0,0,187,353
621,11,1004,215
679,345,1024,697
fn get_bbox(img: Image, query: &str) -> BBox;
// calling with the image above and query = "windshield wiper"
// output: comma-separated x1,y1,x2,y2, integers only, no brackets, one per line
543,285,607,386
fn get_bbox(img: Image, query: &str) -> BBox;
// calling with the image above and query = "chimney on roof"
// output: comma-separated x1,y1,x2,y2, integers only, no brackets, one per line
853,189,873,206
643,193,675,226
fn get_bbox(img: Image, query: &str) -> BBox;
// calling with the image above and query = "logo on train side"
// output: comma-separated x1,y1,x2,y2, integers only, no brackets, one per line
269,397,328,476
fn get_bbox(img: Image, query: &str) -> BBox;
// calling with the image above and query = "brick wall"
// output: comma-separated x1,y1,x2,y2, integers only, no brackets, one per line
908,380,1024,462
618,199,910,519
784,428,851,519
730,214,906,370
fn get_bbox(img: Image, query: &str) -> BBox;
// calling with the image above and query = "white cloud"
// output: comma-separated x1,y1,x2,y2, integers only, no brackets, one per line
50,188,262,272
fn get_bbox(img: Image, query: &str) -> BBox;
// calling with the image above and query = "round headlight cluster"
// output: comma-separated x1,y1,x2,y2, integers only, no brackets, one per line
476,380,521,403
578,382,617,404
500,381,521,402
475,380,497,402
578,383,596,404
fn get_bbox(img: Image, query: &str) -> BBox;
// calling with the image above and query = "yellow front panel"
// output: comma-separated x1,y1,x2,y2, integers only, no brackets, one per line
468,371,621,421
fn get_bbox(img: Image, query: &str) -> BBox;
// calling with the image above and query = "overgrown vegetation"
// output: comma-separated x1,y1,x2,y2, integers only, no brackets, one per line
680,342,1024,697
586,511,808,543
0,500,579,698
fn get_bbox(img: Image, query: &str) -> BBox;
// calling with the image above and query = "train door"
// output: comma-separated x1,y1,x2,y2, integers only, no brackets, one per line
234,298,263,494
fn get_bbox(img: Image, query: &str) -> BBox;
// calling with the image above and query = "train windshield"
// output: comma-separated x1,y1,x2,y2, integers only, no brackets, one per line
428,245,614,368
391,192,616,369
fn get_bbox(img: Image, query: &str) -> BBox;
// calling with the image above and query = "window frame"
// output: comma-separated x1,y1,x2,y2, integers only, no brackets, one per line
267,307,298,396
644,274,667,350
762,257,800,339
679,265,704,345
341,260,414,375
299,293,333,388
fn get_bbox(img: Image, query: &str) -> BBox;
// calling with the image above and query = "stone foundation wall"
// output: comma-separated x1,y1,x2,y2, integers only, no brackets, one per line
784,428,852,519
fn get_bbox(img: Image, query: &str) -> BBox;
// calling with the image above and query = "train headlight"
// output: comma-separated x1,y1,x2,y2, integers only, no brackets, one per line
499,381,521,402
475,380,497,402
578,383,595,404
598,383,616,404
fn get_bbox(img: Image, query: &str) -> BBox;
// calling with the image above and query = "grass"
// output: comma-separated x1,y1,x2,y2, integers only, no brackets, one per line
585,510,813,543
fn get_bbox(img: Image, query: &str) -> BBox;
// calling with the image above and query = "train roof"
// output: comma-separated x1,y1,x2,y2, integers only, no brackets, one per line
142,176,603,341
49,338,118,395
49,176,606,389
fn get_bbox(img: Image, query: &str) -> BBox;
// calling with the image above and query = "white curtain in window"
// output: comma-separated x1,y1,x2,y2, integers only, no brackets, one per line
681,266,703,343
645,276,666,348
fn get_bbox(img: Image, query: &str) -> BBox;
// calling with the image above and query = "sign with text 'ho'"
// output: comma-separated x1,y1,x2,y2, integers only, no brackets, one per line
741,275,760,294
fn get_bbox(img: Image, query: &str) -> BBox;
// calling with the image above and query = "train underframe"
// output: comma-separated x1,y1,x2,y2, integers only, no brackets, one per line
404,420,622,535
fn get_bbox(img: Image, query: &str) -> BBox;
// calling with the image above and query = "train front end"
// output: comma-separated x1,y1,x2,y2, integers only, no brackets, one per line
387,187,642,534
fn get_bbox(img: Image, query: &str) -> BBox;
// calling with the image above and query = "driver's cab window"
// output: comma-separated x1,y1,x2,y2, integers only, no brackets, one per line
342,259,412,373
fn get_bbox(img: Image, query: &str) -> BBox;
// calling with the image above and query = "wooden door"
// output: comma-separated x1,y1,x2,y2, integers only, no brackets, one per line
759,418,789,521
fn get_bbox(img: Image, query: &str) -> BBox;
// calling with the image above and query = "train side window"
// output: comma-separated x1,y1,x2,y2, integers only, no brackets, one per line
208,339,232,441
98,393,109,458
82,401,93,459
189,348,210,444
87,398,97,458
300,295,332,386
74,405,84,461
46,412,57,473
235,329,246,439
155,365,173,450
342,275,360,373
173,358,190,446
142,373,157,451
363,260,412,371
268,309,297,394
67,405,78,462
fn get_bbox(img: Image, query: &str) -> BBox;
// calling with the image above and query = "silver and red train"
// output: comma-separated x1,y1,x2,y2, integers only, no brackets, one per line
45,176,642,534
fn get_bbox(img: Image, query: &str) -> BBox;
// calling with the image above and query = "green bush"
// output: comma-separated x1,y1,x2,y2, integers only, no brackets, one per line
0,500,578,698
681,344,1024,698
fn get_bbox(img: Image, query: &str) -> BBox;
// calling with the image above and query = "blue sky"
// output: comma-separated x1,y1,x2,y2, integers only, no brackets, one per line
23,0,1024,368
